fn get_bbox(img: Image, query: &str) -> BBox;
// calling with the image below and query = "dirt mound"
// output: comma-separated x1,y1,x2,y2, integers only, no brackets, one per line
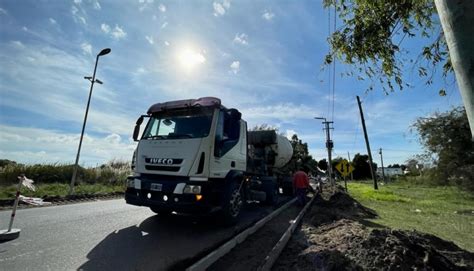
308,192,377,226
285,220,474,270
274,191,474,271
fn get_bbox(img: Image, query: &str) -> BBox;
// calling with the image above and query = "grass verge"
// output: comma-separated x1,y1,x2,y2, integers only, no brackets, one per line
0,183,125,200
346,181,474,252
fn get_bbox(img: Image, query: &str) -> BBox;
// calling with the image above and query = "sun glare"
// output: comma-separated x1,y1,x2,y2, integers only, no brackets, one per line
177,47,206,72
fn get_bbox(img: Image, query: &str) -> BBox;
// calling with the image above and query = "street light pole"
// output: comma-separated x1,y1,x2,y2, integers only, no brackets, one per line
69,48,111,195
315,117,334,186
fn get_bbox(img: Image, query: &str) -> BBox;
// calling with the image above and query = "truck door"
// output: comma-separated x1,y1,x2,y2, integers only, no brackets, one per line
211,109,246,178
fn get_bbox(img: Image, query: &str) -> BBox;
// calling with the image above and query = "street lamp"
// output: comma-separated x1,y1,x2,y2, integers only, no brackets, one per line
315,117,334,186
69,48,111,195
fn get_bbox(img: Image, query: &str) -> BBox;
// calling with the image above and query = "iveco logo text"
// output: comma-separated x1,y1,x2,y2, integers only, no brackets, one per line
149,158,174,165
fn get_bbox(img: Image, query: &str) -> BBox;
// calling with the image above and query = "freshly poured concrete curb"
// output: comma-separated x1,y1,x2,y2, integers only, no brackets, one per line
186,198,297,271
0,229,20,241
259,195,316,271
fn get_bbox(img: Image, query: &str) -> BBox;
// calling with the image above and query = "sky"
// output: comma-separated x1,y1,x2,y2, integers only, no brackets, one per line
0,0,463,167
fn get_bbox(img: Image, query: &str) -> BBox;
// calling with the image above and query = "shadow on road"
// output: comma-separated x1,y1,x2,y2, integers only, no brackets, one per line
78,213,233,271
78,200,285,271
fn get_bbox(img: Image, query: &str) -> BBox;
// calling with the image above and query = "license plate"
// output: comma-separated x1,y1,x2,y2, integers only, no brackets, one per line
150,183,162,191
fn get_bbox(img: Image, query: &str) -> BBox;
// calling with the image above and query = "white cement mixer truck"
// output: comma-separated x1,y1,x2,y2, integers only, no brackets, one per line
125,97,293,224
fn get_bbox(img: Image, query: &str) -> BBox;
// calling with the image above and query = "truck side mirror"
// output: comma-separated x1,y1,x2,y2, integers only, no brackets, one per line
133,116,144,142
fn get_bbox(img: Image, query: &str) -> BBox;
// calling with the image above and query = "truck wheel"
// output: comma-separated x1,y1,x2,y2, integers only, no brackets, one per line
149,207,172,217
282,186,293,196
263,180,278,206
221,181,243,225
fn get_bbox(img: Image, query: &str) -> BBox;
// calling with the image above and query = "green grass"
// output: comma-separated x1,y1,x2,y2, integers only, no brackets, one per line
0,183,125,199
346,181,474,252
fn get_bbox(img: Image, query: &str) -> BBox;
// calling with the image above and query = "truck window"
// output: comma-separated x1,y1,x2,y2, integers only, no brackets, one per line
142,108,213,140
215,109,240,157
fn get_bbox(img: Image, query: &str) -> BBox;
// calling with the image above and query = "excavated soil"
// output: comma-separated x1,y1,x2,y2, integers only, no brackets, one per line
274,189,474,271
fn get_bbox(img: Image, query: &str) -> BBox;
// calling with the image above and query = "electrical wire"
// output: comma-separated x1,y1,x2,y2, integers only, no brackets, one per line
331,1,336,122
327,5,332,119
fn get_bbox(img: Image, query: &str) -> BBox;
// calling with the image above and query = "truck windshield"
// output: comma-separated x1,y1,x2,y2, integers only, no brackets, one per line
142,108,214,140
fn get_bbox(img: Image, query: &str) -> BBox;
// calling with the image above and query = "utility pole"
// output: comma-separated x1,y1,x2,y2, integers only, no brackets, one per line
356,96,378,190
347,151,353,181
315,117,334,186
435,0,474,139
379,148,385,182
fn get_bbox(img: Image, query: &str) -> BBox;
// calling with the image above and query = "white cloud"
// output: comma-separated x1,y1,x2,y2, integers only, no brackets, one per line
0,7,7,15
93,0,101,10
101,23,110,33
101,24,126,40
152,15,157,20
213,2,225,16
105,133,121,144
145,35,154,44
74,0,82,4
111,25,127,40
233,33,248,45
136,67,147,74
158,3,166,12
230,61,240,74
241,103,319,124
286,129,298,140
262,10,275,21
138,0,154,12
0,125,136,166
213,1,230,17
81,42,92,55
0,43,133,135
22,26,28,31
71,5,87,25
161,21,168,29
223,0,230,9
49,18,57,24
164,41,170,46
11,40,25,49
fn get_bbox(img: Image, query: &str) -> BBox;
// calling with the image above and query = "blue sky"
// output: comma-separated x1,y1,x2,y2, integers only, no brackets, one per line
0,0,463,167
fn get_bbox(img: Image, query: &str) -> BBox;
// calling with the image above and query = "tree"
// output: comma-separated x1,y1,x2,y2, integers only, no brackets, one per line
323,0,451,94
281,134,319,175
352,153,377,180
412,106,474,188
0,159,17,167
251,124,279,131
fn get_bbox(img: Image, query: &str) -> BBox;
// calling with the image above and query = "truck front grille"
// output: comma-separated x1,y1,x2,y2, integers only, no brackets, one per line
145,165,180,172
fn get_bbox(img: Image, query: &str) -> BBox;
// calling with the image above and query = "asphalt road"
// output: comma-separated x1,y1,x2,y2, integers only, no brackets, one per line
0,198,286,271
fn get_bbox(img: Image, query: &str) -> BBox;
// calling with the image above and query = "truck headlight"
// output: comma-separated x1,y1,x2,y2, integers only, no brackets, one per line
183,185,201,194
127,178,141,189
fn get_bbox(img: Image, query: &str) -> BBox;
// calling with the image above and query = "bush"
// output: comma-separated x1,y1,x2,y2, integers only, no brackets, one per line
0,161,131,186
448,164,474,192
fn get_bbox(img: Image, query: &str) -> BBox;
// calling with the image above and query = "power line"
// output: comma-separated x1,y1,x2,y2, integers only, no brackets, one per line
327,5,332,119
331,2,336,122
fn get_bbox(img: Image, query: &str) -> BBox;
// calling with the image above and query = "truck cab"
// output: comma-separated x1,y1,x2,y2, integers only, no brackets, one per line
125,97,292,224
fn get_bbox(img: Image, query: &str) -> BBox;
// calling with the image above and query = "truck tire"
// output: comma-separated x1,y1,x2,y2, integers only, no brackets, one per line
149,207,172,217
262,179,278,206
282,186,293,196
220,181,243,225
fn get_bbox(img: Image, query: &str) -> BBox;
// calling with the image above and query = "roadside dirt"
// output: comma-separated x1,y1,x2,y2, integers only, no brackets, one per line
274,187,474,271
208,202,302,271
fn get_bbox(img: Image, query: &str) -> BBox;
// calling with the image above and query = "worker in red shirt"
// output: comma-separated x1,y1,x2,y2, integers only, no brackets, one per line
293,168,314,206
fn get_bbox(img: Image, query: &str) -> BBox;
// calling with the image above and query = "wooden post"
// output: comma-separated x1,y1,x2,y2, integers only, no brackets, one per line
356,96,378,190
